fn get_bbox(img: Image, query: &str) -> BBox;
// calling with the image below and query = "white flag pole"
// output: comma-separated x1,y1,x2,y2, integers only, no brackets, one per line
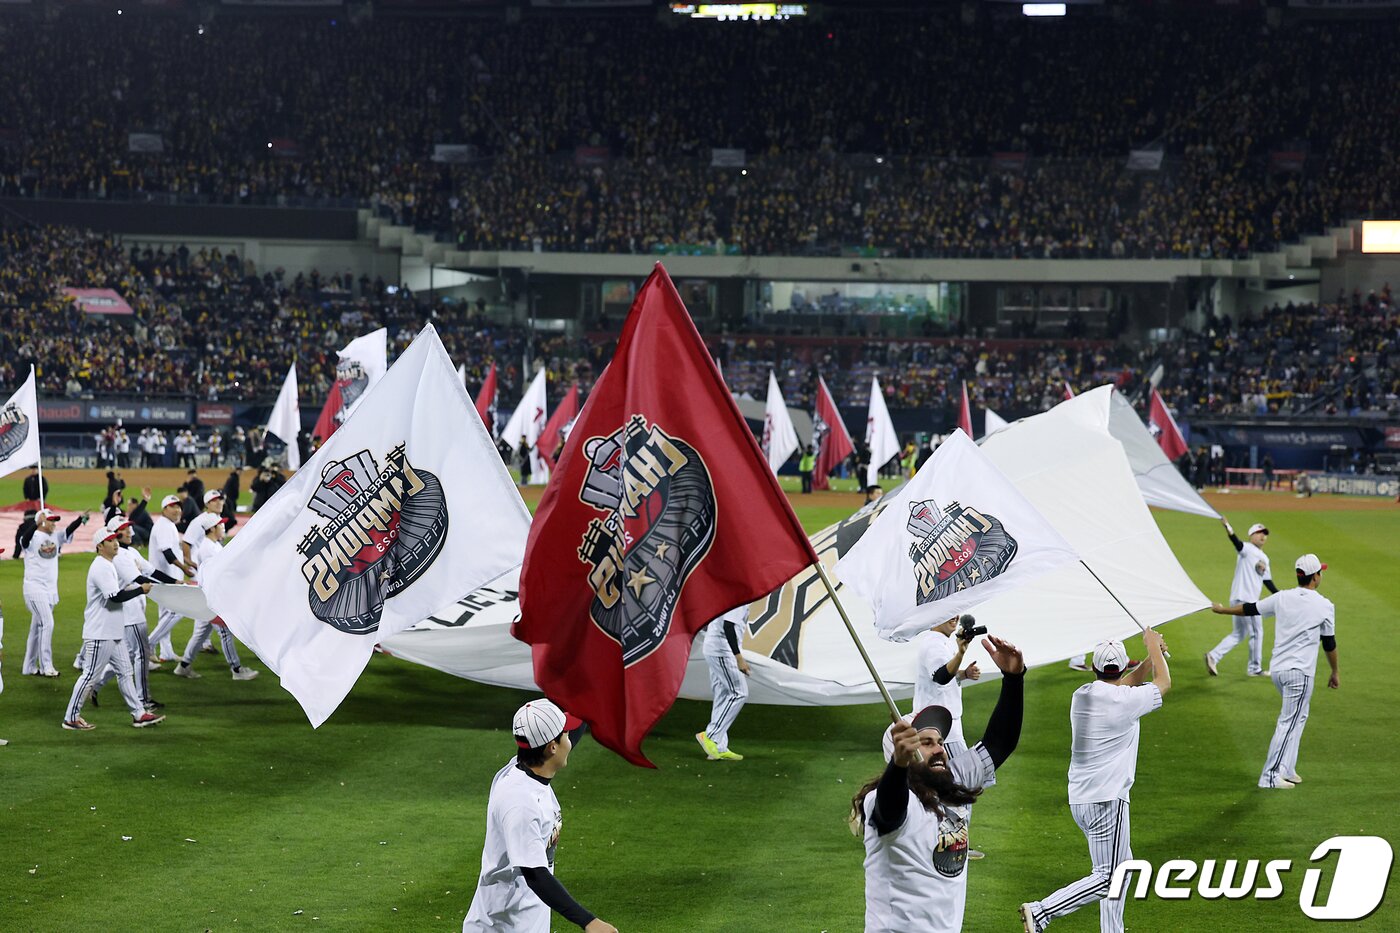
1078,559,1170,658
32,365,44,510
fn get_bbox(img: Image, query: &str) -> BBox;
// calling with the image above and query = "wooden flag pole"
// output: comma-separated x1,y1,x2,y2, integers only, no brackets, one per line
813,561,904,724
1078,559,1170,659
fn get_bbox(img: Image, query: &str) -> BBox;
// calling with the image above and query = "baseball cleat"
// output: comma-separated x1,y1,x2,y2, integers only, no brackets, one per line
695,732,721,760
1260,778,1295,789
0,738,8,746
1204,653,1218,676
131,712,165,728
201,646,219,655
147,660,163,672
967,849,985,860
1066,660,1090,672
1248,669,1270,677
231,668,260,681
72,658,84,670
716,749,744,761
1019,903,1047,932
62,718,96,731
42,670,61,678
1283,773,1302,783
173,664,200,679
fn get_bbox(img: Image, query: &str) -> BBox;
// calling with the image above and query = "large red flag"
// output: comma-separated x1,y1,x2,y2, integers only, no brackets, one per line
538,383,580,467
812,375,853,491
514,265,818,767
475,361,498,434
312,381,345,446
1149,388,1189,461
957,380,973,437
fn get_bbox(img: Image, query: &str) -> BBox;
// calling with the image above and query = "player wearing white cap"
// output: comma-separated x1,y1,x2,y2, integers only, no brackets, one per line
20,507,90,677
171,514,259,681
181,489,225,568
696,604,750,761
1019,628,1170,933
1212,554,1338,789
853,636,1026,933
145,494,197,662
463,699,616,933
86,517,181,712
1205,519,1277,677
61,529,164,731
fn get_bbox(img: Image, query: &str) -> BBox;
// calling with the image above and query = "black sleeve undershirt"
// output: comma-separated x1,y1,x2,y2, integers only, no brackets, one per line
979,672,1025,769
519,866,595,928
1240,602,1260,616
1263,579,1279,594
870,760,911,836
1321,634,1337,652
162,547,180,566
65,517,84,537
108,587,145,606
723,622,740,654
1228,532,1243,552
149,570,178,584
18,522,35,551
931,664,956,686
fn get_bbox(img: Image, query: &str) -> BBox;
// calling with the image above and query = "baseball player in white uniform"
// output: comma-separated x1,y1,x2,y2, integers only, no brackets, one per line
61,529,164,731
1020,628,1171,933
855,636,1026,933
1205,519,1276,677
20,508,89,676
88,517,180,712
914,615,985,859
463,699,615,933
1212,553,1338,789
696,604,750,761
172,514,259,681
181,490,227,656
145,494,196,661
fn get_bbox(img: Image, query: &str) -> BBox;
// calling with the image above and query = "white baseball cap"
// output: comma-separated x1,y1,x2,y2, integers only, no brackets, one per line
1295,554,1328,575
105,515,132,533
161,494,182,508
1092,639,1135,677
512,699,583,750
38,508,61,521
204,490,225,505
190,512,225,536
1247,523,1268,536
94,528,120,546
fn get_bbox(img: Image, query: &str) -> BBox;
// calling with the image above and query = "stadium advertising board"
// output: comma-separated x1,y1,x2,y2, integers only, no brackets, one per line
670,3,807,17
197,403,236,426
1385,426,1400,449
1303,473,1399,497
39,399,193,426
62,288,133,315
1210,425,1364,449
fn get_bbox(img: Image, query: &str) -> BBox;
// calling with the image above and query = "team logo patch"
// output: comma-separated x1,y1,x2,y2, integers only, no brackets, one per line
933,811,971,878
0,401,31,461
906,500,1018,604
335,360,370,422
38,539,58,559
297,444,449,635
576,415,717,666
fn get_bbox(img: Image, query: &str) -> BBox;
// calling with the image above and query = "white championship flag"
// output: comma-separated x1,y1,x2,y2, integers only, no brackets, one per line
762,370,799,475
865,376,899,488
983,407,1009,439
267,363,302,469
200,325,532,727
835,429,1080,642
0,367,41,482
500,368,549,485
337,328,388,422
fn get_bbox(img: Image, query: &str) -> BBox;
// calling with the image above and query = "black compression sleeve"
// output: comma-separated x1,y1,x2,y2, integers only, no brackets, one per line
1321,634,1337,652
723,622,740,654
162,547,180,565
1240,602,1260,616
1228,532,1243,552
979,672,1025,769
18,523,35,551
931,664,956,685
519,866,596,928
870,760,910,835
150,570,179,584
66,517,84,537
108,587,145,605
1263,579,1278,594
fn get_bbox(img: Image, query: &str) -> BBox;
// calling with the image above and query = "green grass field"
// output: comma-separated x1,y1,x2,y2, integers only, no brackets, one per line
0,478,1396,931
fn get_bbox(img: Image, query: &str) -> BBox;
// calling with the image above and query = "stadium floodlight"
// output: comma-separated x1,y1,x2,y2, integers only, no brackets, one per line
1361,220,1400,253
1023,3,1067,16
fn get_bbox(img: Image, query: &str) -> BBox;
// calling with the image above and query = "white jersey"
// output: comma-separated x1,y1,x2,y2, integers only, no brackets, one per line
83,557,127,640
183,512,221,549
113,545,154,626
463,758,563,933
703,605,748,659
149,515,183,578
22,527,73,601
1230,541,1272,605
1259,588,1335,673
1066,681,1162,805
862,744,997,933
913,631,966,747
192,537,222,586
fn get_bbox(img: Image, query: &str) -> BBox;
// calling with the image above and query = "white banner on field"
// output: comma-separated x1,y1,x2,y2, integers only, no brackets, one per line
202,325,531,727
0,368,41,481
149,583,218,623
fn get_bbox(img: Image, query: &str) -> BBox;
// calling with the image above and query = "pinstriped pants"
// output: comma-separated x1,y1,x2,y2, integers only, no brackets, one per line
22,596,58,674
64,640,143,723
704,650,748,753
1029,799,1131,932
1261,669,1312,787
96,624,154,706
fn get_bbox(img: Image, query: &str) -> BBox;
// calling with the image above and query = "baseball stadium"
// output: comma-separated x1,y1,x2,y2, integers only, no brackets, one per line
0,1,1397,931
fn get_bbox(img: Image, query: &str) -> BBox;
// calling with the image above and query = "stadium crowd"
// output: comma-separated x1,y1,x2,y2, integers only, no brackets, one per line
3,225,1395,420
0,11,1397,258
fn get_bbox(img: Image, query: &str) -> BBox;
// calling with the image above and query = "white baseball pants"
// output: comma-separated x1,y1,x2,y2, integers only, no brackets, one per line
704,650,748,753
66,640,143,722
97,624,154,706
181,620,240,670
1208,603,1264,674
147,608,183,660
1261,669,1312,787
1026,798,1132,932
22,596,58,675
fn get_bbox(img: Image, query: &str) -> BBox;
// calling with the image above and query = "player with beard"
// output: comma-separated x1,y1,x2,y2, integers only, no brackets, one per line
852,635,1026,932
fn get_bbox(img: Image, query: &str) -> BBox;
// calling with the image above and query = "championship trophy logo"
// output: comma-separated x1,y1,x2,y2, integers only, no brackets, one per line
334,359,370,423
575,415,717,666
298,444,449,635
906,500,1018,604
811,412,830,452
0,401,31,461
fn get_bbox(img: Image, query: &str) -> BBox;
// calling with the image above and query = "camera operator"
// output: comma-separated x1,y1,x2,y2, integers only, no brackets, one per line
914,614,986,859
250,467,286,513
